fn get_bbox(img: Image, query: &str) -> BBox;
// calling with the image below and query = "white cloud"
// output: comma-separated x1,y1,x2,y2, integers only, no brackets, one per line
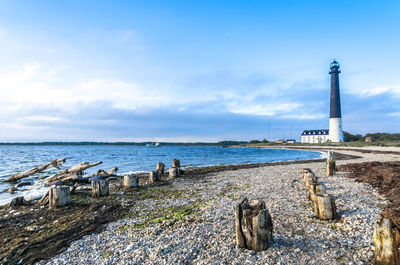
351,84,400,97
228,102,301,116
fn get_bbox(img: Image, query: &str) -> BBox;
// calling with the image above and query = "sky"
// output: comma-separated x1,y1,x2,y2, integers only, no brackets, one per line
0,0,399,142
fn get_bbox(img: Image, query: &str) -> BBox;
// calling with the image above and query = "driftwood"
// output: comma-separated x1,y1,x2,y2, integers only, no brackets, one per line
314,194,337,220
156,162,165,175
373,217,400,265
123,175,139,191
38,191,49,205
91,179,109,198
235,198,273,251
149,171,161,184
5,158,66,182
85,167,118,182
49,161,102,182
49,186,70,209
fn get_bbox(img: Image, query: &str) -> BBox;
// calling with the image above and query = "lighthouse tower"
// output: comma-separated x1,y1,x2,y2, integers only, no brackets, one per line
328,60,344,142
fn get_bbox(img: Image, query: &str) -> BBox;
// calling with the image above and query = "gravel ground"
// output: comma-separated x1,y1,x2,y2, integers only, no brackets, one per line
37,149,398,265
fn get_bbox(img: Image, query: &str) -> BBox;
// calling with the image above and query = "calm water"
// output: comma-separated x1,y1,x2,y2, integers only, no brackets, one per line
0,145,323,205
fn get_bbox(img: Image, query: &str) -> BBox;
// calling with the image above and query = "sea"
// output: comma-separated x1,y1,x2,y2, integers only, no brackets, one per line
0,145,324,205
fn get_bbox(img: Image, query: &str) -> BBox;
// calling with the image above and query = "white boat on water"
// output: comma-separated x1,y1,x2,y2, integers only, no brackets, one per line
146,142,160,147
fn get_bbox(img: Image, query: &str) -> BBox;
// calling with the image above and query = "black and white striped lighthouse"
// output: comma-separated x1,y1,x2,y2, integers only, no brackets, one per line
328,60,344,142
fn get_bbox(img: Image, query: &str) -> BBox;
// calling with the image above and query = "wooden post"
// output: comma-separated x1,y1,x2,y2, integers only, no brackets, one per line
308,183,327,200
326,151,336,176
304,172,318,190
168,167,180,179
173,159,180,168
156,162,165,175
149,171,160,184
373,217,400,265
235,198,273,251
123,175,139,191
49,186,70,209
314,194,337,220
91,179,109,198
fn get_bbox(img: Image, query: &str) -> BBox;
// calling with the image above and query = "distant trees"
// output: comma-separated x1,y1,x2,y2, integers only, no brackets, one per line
343,131,363,142
364,133,400,141
343,131,400,142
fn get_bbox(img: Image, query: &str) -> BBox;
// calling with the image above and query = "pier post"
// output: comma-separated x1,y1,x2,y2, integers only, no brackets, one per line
314,194,337,220
91,179,109,198
235,198,273,251
123,175,139,191
373,217,400,265
49,186,70,209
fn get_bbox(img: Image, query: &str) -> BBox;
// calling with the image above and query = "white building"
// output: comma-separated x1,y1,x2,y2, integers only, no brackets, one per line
301,129,329,143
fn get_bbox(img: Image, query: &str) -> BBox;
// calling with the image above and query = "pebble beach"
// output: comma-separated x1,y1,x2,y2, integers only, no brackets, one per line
37,147,400,265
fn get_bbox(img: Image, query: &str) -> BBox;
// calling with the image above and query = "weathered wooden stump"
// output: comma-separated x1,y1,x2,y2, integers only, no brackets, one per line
173,159,180,168
168,167,180,179
91,179,109,198
373,217,400,265
156,162,165,175
326,160,336,176
326,151,336,176
235,198,273,251
308,183,327,201
49,186,70,209
123,175,139,191
149,171,161,184
304,172,318,190
314,194,337,220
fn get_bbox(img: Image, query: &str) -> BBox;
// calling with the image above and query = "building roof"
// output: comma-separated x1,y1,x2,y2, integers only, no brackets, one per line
302,129,329,136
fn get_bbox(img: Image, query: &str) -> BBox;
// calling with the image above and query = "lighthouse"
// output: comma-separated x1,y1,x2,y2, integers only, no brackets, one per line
328,60,344,142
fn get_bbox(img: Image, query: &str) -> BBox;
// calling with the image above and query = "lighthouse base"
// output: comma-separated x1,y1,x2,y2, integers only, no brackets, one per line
329,118,344,142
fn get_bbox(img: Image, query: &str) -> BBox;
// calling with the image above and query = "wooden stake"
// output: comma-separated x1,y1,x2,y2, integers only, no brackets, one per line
314,194,337,220
304,172,318,190
302,168,312,181
91,179,109,198
173,159,180,168
326,160,336,176
49,186,70,209
168,167,180,179
123,175,139,191
373,217,400,265
149,171,160,184
156,162,165,175
235,198,273,251
308,183,327,201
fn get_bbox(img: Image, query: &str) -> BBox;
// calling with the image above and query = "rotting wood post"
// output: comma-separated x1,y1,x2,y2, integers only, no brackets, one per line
373,217,400,265
326,151,336,176
149,171,160,184
168,167,180,179
308,183,327,201
314,194,337,220
173,159,180,168
123,175,139,191
235,198,273,252
302,168,312,181
326,160,336,176
304,172,318,190
49,186,70,209
156,162,165,175
91,179,109,198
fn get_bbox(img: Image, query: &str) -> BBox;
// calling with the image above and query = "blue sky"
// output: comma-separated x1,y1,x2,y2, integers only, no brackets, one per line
0,0,399,142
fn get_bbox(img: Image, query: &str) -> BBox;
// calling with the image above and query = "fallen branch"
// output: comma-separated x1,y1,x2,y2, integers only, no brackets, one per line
5,158,66,182
48,161,102,182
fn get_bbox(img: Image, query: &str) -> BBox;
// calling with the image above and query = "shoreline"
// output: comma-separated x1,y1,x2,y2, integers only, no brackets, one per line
1,146,399,264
